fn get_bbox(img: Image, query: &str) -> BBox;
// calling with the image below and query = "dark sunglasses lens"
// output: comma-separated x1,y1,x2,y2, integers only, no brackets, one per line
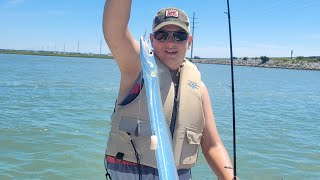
173,32,188,41
154,31,188,41
154,31,169,41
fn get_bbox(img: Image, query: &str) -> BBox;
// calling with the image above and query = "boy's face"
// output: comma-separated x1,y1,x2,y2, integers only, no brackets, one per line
150,24,192,70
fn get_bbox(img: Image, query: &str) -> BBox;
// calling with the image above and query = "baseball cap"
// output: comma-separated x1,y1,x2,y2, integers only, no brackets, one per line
152,7,190,33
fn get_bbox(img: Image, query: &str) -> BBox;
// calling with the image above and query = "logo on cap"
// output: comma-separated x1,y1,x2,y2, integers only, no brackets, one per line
165,9,179,18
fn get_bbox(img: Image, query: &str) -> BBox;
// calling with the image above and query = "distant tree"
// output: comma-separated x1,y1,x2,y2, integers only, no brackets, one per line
233,57,238,60
243,57,248,61
253,57,259,60
260,56,270,64
297,56,304,60
194,56,201,59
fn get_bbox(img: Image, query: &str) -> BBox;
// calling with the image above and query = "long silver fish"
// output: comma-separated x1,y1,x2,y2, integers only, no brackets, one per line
139,36,178,180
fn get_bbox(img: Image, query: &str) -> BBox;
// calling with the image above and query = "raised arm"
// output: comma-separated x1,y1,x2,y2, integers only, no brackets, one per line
103,0,141,102
200,82,235,180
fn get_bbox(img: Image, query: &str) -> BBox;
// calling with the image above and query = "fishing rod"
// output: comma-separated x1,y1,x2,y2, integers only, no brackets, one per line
226,0,237,178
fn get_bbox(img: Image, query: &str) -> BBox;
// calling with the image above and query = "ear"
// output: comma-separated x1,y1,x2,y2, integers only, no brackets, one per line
149,33,154,47
187,36,193,49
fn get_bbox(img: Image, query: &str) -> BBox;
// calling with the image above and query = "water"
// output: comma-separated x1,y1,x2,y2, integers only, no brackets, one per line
0,54,319,180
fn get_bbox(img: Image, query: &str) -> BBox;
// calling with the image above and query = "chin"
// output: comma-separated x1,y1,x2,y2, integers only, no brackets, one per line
168,62,183,70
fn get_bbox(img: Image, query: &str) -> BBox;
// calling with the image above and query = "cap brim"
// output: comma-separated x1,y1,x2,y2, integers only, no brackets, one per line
153,21,190,33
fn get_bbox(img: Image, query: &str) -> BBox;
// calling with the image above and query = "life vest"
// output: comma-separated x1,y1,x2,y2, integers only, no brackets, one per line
106,58,205,169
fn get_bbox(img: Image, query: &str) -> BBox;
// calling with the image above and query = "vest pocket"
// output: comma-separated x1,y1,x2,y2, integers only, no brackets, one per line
180,127,203,165
118,116,152,137
110,117,154,164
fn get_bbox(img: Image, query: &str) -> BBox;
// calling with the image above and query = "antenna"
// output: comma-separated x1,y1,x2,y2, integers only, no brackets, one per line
190,12,198,61
100,38,102,54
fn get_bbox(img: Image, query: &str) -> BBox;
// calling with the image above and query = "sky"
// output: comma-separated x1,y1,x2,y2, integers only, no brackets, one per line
0,0,319,58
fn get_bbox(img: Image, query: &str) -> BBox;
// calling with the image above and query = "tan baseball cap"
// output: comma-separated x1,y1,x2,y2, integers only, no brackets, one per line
152,7,190,33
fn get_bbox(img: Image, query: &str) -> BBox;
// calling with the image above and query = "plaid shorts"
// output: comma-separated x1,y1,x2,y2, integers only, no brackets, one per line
105,156,192,180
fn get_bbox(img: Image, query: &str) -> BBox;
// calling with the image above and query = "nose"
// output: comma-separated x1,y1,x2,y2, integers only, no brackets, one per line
166,34,176,45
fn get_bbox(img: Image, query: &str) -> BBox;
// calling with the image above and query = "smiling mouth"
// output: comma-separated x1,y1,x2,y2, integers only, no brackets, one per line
165,50,177,54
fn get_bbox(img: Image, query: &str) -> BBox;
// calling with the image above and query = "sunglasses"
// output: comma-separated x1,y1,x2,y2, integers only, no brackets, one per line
153,30,189,42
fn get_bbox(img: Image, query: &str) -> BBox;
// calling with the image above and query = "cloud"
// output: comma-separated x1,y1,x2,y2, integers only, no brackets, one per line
3,10,72,17
8,0,25,5
301,34,320,41
8,0,24,4
1,0,25,8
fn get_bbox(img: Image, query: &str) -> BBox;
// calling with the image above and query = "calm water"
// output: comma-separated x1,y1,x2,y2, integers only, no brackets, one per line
0,54,319,180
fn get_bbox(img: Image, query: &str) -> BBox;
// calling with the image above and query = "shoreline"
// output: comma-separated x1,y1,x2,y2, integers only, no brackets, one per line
191,58,320,71
1,50,319,71
0,50,113,59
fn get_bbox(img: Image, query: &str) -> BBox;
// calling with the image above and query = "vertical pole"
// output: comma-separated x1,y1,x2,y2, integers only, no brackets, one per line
100,38,102,54
226,0,237,178
190,12,195,61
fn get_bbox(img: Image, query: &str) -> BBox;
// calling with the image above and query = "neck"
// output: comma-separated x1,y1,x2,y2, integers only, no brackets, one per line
170,69,180,84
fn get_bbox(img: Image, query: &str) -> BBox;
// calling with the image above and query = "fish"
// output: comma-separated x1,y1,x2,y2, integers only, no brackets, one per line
139,36,178,180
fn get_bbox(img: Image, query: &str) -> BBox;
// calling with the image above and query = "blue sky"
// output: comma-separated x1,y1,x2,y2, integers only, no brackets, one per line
0,0,319,58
